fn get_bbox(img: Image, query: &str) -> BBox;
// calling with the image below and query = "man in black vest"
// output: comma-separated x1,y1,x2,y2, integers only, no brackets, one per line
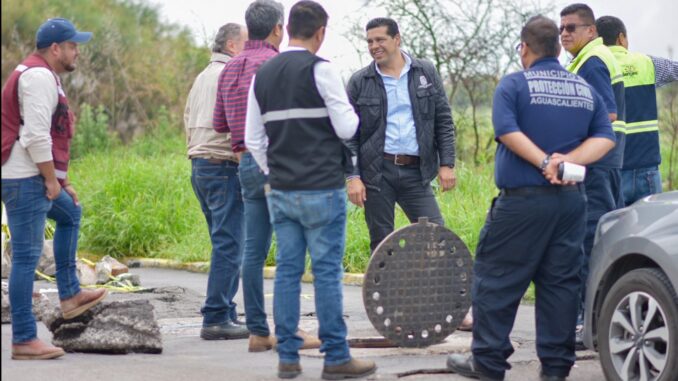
245,1,376,379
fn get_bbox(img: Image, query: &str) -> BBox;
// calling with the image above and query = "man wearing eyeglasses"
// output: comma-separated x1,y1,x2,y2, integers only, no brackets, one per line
596,15,678,205
559,3,625,347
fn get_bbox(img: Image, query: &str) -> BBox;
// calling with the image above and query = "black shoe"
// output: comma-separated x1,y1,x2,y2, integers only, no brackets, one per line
540,371,566,381
446,354,504,381
200,321,250,340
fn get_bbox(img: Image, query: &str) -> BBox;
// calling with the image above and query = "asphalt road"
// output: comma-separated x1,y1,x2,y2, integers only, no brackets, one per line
1,267,605,381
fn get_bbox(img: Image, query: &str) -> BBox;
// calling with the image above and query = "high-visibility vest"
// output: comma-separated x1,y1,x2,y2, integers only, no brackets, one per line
567,37,626,134
609,46,660,169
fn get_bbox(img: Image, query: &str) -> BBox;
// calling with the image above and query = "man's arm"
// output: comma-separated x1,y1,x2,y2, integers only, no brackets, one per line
344,73,366,207
212,69,230,133
19,69,61,199
244,76,269,174
313,62,359,140
429,63,456,191
547,90,616,183
578,57,618,121
430,64,456,167
650,56,678,88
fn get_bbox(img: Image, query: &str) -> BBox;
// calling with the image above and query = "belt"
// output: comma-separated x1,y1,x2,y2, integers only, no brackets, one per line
383,153,420,166
192,157,237,165
501,184,581,197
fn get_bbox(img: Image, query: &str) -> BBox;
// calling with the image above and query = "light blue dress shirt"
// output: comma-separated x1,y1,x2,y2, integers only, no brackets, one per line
376,52,419,156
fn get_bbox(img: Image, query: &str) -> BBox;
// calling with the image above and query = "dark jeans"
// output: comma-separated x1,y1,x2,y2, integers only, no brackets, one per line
190,158,244,326
471,187,585,379
621,166,662,206
238,152,273,336
578,167,622,324
267,188,351,366
2,176,81,344
364,159,444,252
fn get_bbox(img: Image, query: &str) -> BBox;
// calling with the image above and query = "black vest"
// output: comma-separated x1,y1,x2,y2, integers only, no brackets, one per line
254,50,344,190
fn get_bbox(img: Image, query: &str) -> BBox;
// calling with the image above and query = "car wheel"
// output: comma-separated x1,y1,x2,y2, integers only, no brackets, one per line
598,268,678,381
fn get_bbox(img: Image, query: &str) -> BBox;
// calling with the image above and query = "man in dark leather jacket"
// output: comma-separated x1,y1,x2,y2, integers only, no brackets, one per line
345,17,457,252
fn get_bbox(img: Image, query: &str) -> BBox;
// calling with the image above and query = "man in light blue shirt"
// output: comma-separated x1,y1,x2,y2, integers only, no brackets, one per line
379,53,419,156
346,17,457,253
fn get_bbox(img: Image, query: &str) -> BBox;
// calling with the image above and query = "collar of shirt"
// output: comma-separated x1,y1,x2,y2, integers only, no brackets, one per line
244,40,279,53
281,45,308,53
375,50,412,79
608,45,628,56
530,57,561,69
210,52,232,64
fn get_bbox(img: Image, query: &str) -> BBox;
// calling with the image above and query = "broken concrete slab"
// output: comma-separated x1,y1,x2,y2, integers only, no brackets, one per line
76,260,97,286
1,281,8,323
95,261,112,284
40,299,162,354
2,282,53,324
100,255,129,276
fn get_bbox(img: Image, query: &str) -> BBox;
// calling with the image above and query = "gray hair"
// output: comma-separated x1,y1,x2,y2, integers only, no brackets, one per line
245,0,284,40
212,23,243,53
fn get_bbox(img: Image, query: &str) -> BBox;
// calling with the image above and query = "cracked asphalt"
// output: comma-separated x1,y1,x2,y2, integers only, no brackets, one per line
1,267,605,380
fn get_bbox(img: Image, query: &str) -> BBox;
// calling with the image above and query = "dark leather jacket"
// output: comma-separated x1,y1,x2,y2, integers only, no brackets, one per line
345,55,456,190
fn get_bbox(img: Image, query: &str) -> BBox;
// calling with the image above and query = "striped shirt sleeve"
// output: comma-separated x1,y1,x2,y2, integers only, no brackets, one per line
650,56,678,88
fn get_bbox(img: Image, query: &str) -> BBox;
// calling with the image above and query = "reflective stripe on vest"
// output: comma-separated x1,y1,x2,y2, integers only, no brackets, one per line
610,46,658,135
567,37,626,134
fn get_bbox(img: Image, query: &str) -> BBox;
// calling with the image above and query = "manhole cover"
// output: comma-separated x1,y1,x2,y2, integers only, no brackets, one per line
363,217,473,347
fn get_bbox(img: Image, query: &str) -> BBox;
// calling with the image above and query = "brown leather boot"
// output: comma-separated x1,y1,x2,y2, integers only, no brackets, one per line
248,334,275,352
12,339,65,360
60,288,108,319
278,362,302,379
322,358,376,380
297,329,321,350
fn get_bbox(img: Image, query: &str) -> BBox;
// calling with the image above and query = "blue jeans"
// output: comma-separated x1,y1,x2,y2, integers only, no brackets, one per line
267,188,351,366
2,176,81,344
621,166,662,206
238,152,273,336
190,159,244,326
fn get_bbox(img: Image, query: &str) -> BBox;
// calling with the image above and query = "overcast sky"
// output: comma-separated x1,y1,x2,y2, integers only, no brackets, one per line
147,0,677,78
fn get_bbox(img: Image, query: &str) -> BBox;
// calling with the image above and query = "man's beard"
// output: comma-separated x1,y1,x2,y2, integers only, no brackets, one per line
59,57,76,72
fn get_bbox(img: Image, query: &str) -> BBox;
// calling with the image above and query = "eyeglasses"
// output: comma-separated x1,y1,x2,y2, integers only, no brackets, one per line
559,23,591,34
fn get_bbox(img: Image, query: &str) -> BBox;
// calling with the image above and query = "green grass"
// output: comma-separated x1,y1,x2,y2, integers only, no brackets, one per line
69,133,496,274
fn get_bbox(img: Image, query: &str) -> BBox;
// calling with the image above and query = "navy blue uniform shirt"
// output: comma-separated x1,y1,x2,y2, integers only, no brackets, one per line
578,56,626,168
492,58,615,189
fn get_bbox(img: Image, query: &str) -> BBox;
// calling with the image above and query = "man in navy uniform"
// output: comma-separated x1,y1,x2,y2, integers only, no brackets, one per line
447,16,615,381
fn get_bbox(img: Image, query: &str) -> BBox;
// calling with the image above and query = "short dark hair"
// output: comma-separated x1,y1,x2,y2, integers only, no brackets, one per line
246,0,284,41
596,16,626,46
365,17,399,37
560,3,595,25
521,15,560,58
287,0,328,40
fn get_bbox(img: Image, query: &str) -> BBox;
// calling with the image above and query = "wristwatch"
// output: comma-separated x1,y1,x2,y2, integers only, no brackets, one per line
539,154,552,170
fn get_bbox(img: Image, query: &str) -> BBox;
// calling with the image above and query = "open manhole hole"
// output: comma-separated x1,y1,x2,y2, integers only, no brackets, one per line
363,217,473,348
